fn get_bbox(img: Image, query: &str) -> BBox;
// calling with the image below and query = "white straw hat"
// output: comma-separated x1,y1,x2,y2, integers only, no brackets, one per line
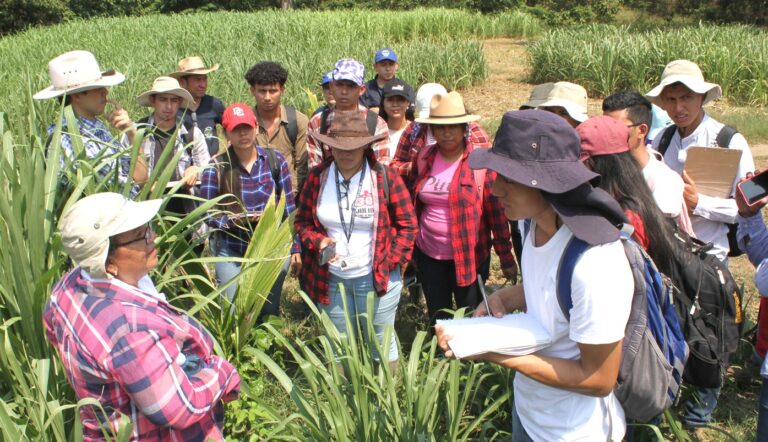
168,56,220,79
645,59,722,107
59,193,162,279
136,76,194,108
537,81,589,123
33,50,125,100
415,83,448,119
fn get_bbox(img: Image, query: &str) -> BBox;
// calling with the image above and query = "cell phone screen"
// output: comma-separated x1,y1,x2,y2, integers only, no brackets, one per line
741,173,768,205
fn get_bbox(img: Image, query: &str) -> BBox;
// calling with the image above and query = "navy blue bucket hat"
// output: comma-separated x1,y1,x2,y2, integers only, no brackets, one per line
469,110,626,245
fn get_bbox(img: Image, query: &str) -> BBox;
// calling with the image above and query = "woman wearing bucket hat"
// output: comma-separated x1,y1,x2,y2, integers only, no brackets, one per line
129,77,210,209
296,111,417,370
437,110,634,441
43,192,240,440
646,59,755,430
390,83,492,179
409,91,516,325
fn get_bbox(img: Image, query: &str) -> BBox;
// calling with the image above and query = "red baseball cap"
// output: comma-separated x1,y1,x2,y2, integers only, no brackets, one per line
222,103,257,132
577,115,630,161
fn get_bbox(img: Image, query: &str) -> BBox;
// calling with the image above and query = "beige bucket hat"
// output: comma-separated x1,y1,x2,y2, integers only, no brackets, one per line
645,59,722,106
59,193,162,279
168,56,220,79
136,76,194,108
309,111,387,151
537,81,589,123
414,91,480,125
33,50,125,100
521,82,555,109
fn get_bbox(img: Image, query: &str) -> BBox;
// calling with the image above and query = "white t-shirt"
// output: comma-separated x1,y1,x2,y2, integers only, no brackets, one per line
652,114,754,261
317,163,376,278
515,223,633,442
388,126,407,157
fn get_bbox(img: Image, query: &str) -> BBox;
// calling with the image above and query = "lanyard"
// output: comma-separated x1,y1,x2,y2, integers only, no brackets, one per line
335,161,367,243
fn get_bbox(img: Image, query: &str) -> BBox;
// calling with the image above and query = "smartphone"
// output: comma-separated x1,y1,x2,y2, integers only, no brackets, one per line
738,170,768,207
319,243,336,265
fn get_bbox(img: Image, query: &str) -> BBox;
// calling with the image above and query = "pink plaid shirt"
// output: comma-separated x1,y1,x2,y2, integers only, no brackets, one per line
43,268,240,441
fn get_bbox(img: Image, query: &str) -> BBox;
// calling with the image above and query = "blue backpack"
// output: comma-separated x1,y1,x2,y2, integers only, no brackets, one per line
557,230,689,422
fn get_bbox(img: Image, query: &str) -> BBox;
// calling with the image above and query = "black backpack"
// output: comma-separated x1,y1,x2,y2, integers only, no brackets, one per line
667,228,744,388
657,124,742,257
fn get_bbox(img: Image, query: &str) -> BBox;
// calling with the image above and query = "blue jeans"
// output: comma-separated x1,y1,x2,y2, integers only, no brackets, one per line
511,402,534,442
318,268,402,362
683,386,721,427
211,236,286,318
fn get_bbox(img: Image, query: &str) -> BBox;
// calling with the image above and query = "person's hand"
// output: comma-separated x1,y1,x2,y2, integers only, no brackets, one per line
682,171,699,211
435,324,456,359
502,265,518,283
473,291,506,318
181,166,199,188
736,171,768,217
289,252,302,277
106,99,134,131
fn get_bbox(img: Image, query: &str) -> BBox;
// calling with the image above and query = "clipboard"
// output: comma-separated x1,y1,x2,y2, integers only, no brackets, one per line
684,147,742,198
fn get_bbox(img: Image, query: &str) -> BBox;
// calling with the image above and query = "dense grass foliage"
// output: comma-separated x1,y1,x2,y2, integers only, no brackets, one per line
0,9,541,130
528,24,768,105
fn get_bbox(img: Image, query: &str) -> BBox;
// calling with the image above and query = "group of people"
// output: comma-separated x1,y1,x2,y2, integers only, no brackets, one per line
37,44,767,440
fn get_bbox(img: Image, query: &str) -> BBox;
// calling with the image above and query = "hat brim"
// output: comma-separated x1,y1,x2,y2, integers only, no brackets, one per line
468,147,598,194
414,114,481,125
309,129,387,151
137,87,194,108
537,98,589,123
33,70,125,100
646,75,722,106
168,63,220,79
544,185,623,246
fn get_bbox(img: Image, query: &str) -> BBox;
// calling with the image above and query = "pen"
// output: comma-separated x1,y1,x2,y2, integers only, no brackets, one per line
477,274,494,317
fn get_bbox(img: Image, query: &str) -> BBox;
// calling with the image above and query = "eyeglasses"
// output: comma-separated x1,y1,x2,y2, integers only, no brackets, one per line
112,225,154,249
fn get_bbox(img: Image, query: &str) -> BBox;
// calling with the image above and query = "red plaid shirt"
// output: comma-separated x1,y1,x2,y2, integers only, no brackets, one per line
409,140,515,287
43,268,240,441
390,122,491,180
295,153,417,304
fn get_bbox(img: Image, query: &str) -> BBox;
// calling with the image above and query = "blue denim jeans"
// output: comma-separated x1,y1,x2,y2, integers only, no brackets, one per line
211,235,287,318
511,402,535,442
682,386,721,427
318,268,402,362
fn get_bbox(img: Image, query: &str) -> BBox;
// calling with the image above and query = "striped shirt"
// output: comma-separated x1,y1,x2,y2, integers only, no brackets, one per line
200,145,300,256
43,268,241,441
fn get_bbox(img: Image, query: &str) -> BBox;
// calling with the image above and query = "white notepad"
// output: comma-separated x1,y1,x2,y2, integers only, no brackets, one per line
437,313,551,359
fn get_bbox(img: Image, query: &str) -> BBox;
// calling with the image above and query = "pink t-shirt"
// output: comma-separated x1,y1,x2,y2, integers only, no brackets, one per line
416,153,461,259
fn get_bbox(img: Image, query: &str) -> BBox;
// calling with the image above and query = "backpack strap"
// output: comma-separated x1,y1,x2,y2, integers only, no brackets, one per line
320,107,330,135
716,125,738,148
264,147,282,198
284,105,298,171
656,124,678,157
556,236,591,321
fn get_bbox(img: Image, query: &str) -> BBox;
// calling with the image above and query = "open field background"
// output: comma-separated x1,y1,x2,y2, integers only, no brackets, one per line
1,8,767,441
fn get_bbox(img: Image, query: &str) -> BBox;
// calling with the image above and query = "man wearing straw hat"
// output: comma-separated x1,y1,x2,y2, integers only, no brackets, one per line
169,56,225,157
646,59,755,430
537,81,589,128
129,76,210,214
34,50,136,186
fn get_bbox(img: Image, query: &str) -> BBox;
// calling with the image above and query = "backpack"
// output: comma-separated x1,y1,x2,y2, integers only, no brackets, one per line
557,230,689,422
666,229,744,388
283,105,299,172
657,124,742,257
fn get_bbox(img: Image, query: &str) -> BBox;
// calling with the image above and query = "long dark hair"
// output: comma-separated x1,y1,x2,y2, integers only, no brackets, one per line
584,152,680,282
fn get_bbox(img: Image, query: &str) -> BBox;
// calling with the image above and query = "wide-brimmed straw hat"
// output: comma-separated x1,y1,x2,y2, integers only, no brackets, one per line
537,81,589,123
136,76,194,108
645,59,722,107
59,193,162,279
520,82,555,109
33,50,125,100
414,91,480,125
309,111,387,151
469,110,625,246
168,56,220,79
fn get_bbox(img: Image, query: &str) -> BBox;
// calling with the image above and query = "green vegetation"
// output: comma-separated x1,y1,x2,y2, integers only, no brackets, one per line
528,23,768,106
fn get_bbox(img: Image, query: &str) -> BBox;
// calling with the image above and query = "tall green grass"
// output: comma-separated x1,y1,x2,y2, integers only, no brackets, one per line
528,24,768,105
0,9,541,128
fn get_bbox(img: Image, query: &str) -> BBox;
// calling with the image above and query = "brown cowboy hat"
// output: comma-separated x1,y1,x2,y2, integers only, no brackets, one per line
168,56,220,79
309,111,387,150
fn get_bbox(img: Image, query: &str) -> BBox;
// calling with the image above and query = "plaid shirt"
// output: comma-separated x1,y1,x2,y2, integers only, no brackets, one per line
43,268,240,441
306,105,391,168
48,116,131,186
295,153,417,304
409,141,515,287
200,146,300,256
390,121,491,181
